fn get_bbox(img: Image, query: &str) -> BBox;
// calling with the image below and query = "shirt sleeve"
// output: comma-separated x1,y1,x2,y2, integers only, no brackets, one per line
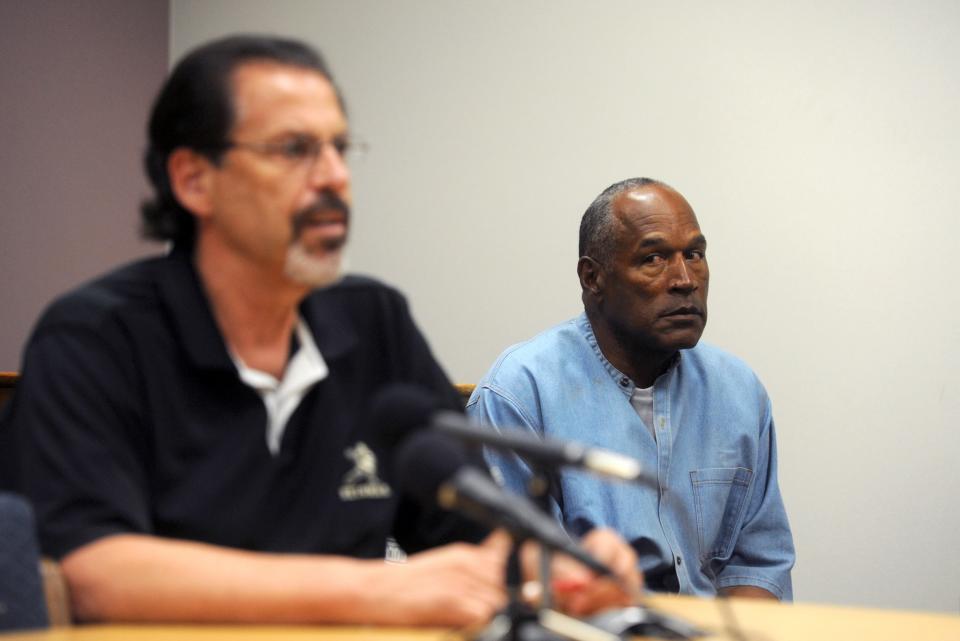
466,381,561,513
6,324,152,559
713,398,795,600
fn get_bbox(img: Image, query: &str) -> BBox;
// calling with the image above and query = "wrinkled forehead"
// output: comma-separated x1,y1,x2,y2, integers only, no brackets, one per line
612,185,702,241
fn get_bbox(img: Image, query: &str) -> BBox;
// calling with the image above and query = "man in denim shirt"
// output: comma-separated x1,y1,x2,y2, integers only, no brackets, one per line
468,178,794,599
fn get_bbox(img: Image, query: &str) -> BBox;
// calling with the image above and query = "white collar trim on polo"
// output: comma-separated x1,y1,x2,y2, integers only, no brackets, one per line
230,318,329,455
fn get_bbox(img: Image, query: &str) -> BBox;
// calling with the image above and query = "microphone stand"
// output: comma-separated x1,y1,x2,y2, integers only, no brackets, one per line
474,466,704,641
526,472,554,612
473,468,619,641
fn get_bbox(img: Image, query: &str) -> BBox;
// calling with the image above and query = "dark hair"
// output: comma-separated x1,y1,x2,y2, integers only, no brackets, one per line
140,35,342,246
578,177,664,265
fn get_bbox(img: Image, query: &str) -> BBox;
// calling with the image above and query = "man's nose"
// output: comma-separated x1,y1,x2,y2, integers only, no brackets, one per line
668,255,697,291
307,142,350,192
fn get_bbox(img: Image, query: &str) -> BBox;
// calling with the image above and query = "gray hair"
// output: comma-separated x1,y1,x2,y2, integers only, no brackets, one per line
578,177,665,265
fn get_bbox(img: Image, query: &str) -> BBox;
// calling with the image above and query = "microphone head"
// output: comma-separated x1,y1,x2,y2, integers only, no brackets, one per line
393,430,469,507
368,383,440,449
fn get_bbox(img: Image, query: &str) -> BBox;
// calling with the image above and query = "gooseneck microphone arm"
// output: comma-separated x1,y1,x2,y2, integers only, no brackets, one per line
368,383,654,485
430,410,657,486
394,430,614,578
436,466,613,578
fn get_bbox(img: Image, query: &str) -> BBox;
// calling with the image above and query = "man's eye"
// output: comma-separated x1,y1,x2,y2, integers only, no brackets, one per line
279,138,317,160
687,250,705,261
642,254,664,265
332,137,350,156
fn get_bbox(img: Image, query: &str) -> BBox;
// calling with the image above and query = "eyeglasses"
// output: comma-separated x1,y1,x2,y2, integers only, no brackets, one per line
218,134,369,166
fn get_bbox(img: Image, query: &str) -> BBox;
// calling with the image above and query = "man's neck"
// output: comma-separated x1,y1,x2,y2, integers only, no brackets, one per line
195,239,310,378
586,313,677,389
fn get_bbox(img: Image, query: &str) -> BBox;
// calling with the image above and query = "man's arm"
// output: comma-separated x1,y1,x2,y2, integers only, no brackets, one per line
719,586,778,600
62,533,510,626
714,398,795,600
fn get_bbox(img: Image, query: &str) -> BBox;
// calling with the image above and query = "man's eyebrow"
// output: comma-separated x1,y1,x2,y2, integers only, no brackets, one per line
635,233,707,250
266,127,349,140
638,235,667,248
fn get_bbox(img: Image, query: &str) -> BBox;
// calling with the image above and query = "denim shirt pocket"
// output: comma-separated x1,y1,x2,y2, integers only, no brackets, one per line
690,467,753,563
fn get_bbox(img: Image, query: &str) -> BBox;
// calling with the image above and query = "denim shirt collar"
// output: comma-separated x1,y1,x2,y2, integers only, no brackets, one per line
576,311,681,397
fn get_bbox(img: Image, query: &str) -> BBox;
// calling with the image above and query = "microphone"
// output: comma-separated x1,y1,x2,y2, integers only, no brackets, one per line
432,409,653,484
372,384,654,485
394,429,614,577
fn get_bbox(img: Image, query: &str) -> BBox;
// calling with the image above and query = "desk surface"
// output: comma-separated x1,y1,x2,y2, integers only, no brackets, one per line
0,626,446,641
645,594,960,641
3,595,959,641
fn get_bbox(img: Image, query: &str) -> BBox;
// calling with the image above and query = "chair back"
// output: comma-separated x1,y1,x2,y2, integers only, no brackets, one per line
0,492,49,631
0,372,16,412
455,383,475,405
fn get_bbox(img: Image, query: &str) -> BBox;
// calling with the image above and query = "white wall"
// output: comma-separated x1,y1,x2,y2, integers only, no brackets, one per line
171,0,960,613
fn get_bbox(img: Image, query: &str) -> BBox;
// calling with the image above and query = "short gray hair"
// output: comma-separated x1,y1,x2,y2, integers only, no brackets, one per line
578,177,664,265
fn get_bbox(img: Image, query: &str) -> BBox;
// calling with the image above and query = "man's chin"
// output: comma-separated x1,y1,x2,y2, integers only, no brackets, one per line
663,330,705,352
284,243,346,289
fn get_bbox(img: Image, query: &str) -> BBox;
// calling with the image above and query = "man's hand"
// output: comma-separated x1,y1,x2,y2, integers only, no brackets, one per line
62,533,510,626
375,527,642,626
524,527,642,616
365,531,510,627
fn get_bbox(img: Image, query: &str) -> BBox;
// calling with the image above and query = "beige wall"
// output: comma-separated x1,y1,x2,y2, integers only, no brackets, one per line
171,0,960,613
0,0,168,369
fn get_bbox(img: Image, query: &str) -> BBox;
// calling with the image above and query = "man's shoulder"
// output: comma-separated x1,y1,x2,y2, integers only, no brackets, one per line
307,274,407,314
300,274,418,353
309,274,406,306
482,317,585,383
35,254,170,336
469,319,574,425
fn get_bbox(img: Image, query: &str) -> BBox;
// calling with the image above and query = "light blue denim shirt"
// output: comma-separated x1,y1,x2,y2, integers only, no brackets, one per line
466,313,794,599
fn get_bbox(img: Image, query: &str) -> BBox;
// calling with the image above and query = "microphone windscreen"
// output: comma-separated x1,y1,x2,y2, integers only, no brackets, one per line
368,383,439,449
393,430,469,507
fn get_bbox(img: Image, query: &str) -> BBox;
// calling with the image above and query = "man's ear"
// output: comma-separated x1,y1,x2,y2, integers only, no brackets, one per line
577,256,604,300
167,148,215,220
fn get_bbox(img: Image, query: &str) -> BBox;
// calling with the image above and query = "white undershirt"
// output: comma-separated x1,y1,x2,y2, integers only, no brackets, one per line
629,384,656,441
230,318,329,455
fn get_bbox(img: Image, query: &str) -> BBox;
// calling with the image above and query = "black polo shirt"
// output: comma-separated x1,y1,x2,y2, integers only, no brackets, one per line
0,249,486,559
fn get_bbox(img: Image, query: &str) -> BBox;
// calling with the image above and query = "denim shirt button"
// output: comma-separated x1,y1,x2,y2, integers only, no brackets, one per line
676,556,682,566
619,377,629,387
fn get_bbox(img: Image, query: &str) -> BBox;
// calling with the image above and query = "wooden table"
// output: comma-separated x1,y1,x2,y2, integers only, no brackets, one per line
0,626,448,641
3,595,958,641
645,594,960,641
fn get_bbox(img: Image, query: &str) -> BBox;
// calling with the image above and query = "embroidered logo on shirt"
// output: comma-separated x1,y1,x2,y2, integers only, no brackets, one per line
384,536,408,564
338,442,392,501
